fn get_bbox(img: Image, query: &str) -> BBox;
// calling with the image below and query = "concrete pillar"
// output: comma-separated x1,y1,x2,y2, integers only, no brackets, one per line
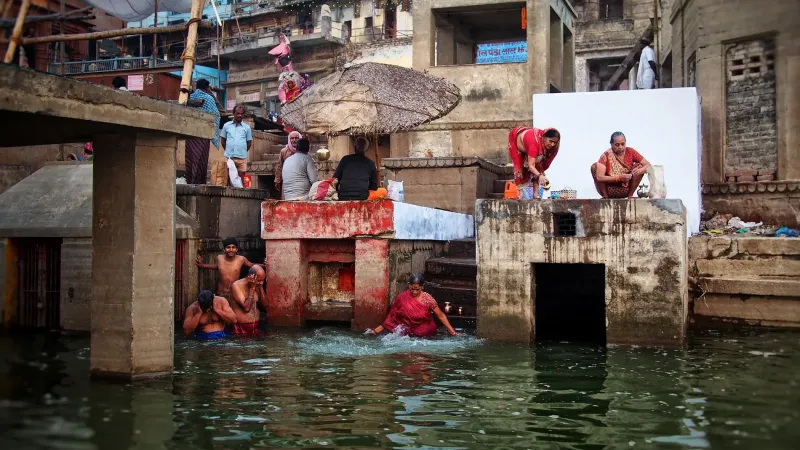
584,0,600,21
549,11,563,90
563,28,575,92
353,238,389,330
90,132,176,379
528,0,551,95
265,239,307,327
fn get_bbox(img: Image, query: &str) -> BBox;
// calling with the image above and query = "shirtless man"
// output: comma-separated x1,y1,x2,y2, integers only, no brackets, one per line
183,290,237,340
229,265,268,336
196,237,257,296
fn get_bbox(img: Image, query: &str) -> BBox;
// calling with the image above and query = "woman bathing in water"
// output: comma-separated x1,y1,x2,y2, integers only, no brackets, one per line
367,274,460,338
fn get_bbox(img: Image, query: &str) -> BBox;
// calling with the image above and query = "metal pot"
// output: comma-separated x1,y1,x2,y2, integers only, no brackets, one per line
316,146,330,161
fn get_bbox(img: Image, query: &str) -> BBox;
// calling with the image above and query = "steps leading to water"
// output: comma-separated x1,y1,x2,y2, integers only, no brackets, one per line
690,236,800,328
424,238,477,329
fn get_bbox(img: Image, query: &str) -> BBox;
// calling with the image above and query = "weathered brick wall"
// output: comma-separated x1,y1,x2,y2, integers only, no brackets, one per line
724,39,777,176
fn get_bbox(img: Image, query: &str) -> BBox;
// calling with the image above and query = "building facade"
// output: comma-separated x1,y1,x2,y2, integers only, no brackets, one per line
671,0,800,225
397,0,576,162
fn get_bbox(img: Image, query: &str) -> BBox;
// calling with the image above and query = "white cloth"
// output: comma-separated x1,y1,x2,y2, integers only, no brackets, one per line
82,0,192,21
636,46,656,89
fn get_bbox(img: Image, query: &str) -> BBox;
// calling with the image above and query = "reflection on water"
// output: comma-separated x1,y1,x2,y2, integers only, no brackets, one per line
1,328,799,449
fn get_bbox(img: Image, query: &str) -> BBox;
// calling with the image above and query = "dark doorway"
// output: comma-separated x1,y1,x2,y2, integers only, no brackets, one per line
534,263,606,345
17,239,61,329
384,6,397,39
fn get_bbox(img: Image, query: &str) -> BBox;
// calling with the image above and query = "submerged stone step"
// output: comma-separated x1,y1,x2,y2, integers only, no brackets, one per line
425,257,477,279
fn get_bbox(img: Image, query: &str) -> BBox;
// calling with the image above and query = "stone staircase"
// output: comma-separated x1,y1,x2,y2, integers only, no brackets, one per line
488,179,513,199
424,238,477,328
689,236,800,328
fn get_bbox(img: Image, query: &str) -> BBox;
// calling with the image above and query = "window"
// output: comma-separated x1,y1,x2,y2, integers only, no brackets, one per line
599,0,623,20
554,213,577,237
433,3,527,66
588,57,626,91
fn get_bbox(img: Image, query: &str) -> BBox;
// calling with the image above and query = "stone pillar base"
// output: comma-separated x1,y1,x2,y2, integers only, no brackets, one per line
90,132,176,379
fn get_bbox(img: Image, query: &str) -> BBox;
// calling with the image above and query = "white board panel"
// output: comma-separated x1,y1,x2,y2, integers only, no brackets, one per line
533,88,702,234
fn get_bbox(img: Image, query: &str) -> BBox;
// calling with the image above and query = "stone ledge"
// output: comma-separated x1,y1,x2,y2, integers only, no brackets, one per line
176,184,270,199
695,277,800,297
249,159,338,174
199,237,265,252
413,119,530,132
383,157,512,176
702,181,800,195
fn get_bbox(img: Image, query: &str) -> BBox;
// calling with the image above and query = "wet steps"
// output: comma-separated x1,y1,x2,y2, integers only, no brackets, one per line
424,238,477,329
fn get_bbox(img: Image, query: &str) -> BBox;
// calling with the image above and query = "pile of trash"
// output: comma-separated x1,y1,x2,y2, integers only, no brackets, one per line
700,214,799,237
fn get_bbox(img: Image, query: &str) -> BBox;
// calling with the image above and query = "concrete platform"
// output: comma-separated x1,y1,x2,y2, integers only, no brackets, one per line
476,199,688,347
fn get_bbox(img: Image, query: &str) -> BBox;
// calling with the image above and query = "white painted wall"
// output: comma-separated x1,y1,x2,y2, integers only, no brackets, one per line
533,88,702,234
393,202,474,241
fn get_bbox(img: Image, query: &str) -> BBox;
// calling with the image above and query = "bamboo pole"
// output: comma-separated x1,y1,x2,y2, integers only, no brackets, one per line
177,0,204,105
1,0,14,19
3,0,31,64
7,21,213,45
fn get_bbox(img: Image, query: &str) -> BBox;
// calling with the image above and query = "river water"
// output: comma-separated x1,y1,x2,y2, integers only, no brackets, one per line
1,328,798,449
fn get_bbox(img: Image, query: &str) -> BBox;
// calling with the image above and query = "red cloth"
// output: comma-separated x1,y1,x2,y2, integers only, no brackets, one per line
381,290,439,338
508,127,561,185
232,322,260,336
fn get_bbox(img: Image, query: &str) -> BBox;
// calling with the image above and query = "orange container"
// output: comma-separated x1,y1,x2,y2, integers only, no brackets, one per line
503,181,519,200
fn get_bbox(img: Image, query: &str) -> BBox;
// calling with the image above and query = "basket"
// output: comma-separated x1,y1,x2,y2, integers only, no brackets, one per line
552,186,577,199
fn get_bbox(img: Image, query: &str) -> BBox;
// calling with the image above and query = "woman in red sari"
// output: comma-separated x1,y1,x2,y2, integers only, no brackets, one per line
591,132,651,199
367,274,459,338
508,127,561,198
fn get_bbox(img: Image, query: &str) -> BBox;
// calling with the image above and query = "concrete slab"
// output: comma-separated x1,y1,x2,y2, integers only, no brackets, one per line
695,277,800,297
0,65,214,147
0,163,199,239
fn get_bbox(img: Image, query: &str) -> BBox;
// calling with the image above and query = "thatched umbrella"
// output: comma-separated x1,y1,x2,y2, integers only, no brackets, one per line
280,62,461,179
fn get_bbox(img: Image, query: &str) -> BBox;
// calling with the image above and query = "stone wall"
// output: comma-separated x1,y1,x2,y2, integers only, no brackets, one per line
724,39,778,176
476,199,688,346
689,235,800,328
383,157,512,214
701,182,800,228
176,185,269,294
673,0,800,183
0,165,30,195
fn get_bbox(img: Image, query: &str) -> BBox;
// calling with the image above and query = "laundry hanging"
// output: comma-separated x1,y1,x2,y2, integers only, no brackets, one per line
81,0,193,22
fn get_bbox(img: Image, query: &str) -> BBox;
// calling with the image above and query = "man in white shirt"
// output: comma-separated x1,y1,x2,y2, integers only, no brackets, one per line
636,38,658,89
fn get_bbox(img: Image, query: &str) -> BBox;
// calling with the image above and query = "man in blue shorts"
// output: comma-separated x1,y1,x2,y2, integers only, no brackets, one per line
183,290,237,340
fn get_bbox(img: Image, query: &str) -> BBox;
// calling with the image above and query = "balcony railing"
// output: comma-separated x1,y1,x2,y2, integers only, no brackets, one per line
48,43,215,75
218,21,412,50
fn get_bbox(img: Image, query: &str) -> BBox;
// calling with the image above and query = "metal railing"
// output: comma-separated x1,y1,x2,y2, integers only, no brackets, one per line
47,42,215,75
219,21,412,49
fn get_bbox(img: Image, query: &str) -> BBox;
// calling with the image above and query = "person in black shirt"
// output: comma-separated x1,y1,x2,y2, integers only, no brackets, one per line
334,137,378,201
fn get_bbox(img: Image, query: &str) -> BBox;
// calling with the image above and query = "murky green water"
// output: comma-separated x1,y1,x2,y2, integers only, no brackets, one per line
1,329,799,449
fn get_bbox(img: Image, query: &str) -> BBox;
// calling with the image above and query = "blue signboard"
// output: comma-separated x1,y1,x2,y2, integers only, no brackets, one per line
476,41,527,65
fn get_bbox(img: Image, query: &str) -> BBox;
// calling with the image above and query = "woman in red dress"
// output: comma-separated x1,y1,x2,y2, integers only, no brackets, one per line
591,131,651,199
508,127,561,198
368,274,459,338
